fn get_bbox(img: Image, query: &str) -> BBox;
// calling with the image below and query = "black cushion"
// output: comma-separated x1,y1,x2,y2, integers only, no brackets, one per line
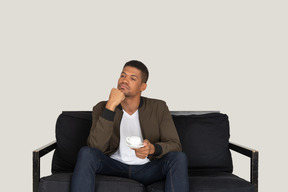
52,112,232,173
39,173,145,192
52,112,92,173
172,113,233,172
146,172,254,192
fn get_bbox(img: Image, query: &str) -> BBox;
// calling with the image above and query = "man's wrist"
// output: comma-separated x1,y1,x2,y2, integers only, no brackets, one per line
151,144,162,157
101,107,116,121
105,101,117,111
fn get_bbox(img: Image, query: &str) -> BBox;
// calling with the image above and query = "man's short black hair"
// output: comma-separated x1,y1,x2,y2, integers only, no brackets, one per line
124,60,149,83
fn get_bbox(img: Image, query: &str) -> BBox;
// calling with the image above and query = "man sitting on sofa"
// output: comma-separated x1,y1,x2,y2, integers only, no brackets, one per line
71,60,189,192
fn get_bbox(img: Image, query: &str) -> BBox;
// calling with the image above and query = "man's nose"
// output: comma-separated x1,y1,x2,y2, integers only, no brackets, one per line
122,76,128,83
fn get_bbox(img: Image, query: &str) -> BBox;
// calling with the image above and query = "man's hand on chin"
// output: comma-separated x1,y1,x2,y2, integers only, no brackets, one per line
133,139,155,159
106,88,125,111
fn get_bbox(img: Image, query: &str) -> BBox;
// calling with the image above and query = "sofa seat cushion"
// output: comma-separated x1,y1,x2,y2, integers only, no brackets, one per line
38,173,145,192
146,172,254,192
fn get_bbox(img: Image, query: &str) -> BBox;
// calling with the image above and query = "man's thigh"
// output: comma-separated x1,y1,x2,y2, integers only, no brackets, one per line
129,152,187,186
95,151,129,178
129,155,168,185
99,157,130,177
77,146,129,178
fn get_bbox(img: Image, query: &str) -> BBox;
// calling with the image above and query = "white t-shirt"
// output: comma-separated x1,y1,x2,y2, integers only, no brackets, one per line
110,110,150,165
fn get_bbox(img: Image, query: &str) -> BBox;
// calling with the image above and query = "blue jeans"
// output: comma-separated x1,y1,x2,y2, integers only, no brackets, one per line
71,146,189,192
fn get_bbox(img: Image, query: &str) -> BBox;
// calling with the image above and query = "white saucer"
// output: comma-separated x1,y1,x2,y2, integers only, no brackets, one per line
126,142,144,149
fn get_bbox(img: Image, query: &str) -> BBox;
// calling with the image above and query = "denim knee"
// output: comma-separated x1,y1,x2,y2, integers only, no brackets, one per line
76,146,101,163
165,151,188,166
175,152,188,164
77,146,92,158
74,146,104,173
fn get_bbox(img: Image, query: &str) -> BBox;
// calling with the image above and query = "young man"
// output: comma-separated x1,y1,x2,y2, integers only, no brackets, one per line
71,60,189,192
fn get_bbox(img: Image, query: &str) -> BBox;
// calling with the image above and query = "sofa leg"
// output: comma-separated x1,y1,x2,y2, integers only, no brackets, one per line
251,151,259,192
33,151,40,192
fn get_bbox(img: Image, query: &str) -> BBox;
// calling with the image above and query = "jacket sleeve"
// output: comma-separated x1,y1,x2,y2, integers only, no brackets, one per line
87,101,115,152
153,101,182,158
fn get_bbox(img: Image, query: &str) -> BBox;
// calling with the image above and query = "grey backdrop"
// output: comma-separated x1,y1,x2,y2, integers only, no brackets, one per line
1,1,287,191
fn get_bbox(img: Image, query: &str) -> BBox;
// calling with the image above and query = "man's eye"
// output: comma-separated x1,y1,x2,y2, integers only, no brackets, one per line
131,78,136,81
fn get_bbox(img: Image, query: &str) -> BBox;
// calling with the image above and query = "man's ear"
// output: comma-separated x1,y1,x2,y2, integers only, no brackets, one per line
141,83,147,92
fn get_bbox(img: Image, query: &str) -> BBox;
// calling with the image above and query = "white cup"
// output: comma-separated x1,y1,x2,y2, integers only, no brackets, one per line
126,136,142,146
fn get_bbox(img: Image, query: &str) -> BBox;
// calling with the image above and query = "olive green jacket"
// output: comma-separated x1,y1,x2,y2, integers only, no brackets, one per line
87,97,182,159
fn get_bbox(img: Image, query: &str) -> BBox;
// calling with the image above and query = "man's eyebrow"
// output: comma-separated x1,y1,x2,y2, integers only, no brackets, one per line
121,72,138,78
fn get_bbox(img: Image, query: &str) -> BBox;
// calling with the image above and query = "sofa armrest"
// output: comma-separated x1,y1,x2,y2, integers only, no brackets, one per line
33,141,57,192
229,142,259,192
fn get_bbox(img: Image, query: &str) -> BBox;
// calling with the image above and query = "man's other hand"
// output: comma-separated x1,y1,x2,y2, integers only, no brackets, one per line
106,88,125,111
133,139,155,159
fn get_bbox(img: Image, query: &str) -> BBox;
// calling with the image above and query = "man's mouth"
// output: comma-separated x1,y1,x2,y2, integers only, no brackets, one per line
119,84,129,90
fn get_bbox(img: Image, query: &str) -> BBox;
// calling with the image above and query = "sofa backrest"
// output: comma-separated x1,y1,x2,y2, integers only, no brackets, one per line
52,111,232,174
171,111,233,173
52,112,92,173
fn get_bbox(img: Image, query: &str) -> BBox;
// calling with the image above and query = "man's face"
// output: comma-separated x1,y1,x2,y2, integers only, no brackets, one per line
117,66,147,97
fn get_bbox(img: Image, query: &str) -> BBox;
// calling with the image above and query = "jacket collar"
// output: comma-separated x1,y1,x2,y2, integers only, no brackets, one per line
116,96,144,110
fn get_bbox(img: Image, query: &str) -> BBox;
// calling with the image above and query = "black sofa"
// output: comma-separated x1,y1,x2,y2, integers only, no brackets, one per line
33,111,258,192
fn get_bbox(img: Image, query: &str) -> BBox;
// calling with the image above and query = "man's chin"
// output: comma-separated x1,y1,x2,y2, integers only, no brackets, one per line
124,93,131,97
119,90,129,97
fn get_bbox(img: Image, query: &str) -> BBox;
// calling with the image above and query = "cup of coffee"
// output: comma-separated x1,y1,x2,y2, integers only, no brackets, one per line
126,136,142,146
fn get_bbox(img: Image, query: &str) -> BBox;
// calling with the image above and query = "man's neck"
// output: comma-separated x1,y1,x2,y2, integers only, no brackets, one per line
121,96,141,115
